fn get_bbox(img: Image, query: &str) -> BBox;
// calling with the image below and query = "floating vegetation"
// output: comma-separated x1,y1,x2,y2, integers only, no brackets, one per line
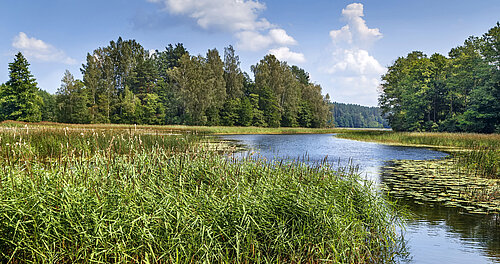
381,158,500,215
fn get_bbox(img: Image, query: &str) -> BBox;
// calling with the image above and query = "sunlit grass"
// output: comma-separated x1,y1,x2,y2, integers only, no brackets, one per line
0,123,405,263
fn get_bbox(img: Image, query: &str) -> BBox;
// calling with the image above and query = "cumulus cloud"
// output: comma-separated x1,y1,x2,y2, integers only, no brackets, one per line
329,3,382,47
147,0,298,52
331,75,381,106
269,29,297,46
328,49,385,76
326,3,385,106
12,32,76,65
148,0,270,32
269,47,305,64
236,29,297,51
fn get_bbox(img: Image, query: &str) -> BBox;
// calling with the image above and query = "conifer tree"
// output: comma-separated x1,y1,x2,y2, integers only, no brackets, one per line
0,52,41,122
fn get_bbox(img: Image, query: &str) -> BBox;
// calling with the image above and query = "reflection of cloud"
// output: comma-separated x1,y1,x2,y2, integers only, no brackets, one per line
12,32,76,65
326,3,385,106
269,47,305,64
146,0,299,52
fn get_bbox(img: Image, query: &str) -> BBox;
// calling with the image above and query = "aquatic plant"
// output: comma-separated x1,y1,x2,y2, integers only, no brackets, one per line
0,124,405,263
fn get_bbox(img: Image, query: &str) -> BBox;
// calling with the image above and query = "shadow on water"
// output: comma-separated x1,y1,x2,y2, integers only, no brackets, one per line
220,133,499,264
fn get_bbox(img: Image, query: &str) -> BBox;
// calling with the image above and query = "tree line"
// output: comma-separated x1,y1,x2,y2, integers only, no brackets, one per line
0,38,331,128
331,102,389,128
379,23,500,133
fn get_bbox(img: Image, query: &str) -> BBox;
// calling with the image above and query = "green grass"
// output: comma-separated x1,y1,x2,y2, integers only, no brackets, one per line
0,124,405,263
337,130,500,179
0,120,349,135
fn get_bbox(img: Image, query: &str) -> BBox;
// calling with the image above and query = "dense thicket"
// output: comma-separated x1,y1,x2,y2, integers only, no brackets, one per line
0,38,330,128
331,102,389,128
380,23,500,133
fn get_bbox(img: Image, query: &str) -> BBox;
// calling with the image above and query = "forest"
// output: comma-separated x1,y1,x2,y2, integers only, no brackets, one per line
0,40,331,128
379,23,500,133
331,102,389,128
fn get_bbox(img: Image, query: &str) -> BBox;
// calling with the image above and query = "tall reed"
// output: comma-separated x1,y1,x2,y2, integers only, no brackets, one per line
0,125,405,263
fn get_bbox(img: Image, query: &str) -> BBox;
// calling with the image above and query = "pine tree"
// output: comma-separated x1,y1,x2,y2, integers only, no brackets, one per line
0,52,42,122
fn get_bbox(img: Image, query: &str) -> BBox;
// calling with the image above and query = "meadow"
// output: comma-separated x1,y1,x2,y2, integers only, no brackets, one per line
0,123,404,263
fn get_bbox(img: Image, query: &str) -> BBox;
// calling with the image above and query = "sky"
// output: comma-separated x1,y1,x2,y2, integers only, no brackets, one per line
1,0,499,106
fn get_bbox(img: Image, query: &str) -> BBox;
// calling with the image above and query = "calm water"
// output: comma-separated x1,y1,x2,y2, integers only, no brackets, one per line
220,133,500,264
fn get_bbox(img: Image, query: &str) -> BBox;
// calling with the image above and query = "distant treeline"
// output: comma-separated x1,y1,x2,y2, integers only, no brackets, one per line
0,39,331,128
380,23,500,133
331,102,389,128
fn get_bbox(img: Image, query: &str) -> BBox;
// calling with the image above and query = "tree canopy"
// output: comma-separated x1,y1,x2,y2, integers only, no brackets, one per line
0,40,331,128
379,23,500,133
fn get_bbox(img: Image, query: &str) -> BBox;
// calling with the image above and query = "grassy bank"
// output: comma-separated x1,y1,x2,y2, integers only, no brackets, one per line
0,120,345,135
0,124,404,263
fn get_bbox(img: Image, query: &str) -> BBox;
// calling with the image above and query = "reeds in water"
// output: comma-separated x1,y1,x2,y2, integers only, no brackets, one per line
0,125,405,263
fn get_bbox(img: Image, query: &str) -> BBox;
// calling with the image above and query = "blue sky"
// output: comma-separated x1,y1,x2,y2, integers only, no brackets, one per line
1,0,499,106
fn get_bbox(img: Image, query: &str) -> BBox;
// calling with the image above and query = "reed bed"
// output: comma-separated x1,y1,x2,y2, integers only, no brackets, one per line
0,120,341,135
0,124,405,263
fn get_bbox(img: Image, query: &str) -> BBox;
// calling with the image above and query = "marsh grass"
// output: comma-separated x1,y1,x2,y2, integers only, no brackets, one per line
0,120,342,135
0,124,405,263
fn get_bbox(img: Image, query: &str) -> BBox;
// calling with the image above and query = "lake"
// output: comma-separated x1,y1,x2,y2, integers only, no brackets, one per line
220,133,500,264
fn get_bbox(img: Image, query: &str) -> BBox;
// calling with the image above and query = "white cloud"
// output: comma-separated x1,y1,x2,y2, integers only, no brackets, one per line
329,3,382,47
328,49,385,76
329,25,352,44
148,0,298,51
236,29,297,51
148,0,270,32
269,47,305,64
269,29,297,46
12,32,76,65
326,3,385,106
331,75,381,106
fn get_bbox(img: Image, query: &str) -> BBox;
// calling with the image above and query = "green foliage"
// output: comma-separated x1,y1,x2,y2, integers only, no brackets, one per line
331,102,389,128
380,23,500,133
56,70,91,124
252,55,329,128
38,89,57,122
224,45,244,100
0,52,42,122
1,39,330,128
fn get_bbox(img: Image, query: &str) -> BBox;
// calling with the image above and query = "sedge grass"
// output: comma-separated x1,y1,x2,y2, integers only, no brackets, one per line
0,120,347,135
0,125,405,263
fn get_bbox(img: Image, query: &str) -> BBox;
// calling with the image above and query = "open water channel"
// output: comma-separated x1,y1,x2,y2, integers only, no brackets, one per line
220,133,500,263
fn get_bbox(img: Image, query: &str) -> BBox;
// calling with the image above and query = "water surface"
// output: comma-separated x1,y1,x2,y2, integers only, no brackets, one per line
220,133,499,264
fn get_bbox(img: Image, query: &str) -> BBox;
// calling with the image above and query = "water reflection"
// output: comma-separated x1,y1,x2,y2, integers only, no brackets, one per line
219,133,499,264
397,199,500,263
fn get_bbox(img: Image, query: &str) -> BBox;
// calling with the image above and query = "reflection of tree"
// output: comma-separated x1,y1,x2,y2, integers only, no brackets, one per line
394,197,500,262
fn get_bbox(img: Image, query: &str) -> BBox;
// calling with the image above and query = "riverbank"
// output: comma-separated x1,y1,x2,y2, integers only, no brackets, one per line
0,120,347,135
336,130,500,214
0,123,405,263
